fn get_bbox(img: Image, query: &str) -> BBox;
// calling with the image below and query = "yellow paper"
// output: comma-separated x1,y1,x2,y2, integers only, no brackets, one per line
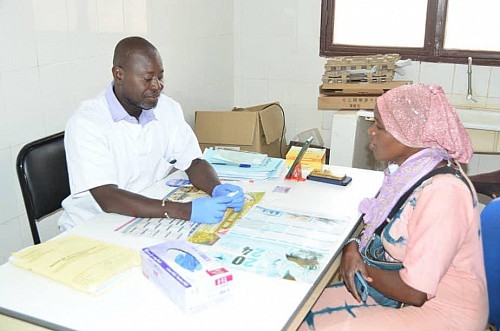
11,235,141,295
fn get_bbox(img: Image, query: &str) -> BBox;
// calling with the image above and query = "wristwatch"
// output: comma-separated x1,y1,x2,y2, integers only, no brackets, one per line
345,237,361,247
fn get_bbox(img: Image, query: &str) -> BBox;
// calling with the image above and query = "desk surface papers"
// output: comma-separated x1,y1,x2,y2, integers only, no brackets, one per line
208,206,348,283
116,186,348,283
10,235,141,295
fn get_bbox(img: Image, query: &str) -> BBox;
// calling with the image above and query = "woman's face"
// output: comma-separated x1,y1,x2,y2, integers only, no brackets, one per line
367,106,421,165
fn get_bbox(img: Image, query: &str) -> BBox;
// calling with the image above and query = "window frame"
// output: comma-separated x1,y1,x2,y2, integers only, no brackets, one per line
320,0,500,66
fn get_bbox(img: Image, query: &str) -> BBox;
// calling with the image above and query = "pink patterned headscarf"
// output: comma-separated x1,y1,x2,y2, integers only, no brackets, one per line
376,84,473,163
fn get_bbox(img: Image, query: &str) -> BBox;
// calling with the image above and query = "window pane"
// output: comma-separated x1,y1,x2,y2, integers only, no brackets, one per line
333,0,428,47
444,0,500,51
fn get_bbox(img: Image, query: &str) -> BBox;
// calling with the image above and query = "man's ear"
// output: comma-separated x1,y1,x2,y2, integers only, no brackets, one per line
112,65,124,82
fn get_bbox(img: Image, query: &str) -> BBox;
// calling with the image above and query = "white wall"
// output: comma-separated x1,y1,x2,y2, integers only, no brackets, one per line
0,0,234,263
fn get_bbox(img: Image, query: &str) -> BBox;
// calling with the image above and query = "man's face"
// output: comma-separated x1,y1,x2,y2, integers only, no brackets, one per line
116,50,164,112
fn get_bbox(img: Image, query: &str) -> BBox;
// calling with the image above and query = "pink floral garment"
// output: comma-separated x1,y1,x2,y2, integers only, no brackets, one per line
299,174,488,331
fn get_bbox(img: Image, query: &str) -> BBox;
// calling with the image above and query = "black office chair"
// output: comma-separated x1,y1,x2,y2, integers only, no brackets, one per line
16,132,70,244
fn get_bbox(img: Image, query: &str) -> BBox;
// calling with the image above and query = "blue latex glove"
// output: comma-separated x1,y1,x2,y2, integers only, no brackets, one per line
175,253,201,272
190,196,232,224
212,184,245,212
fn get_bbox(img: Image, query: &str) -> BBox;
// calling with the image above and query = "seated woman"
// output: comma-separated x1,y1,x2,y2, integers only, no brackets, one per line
300,84,488,330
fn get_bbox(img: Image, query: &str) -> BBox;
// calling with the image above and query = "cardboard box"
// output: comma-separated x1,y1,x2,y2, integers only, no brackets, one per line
141,240,233,313
318,96,378,110
319,81,411,96
286,146,326,172
195,102,287,158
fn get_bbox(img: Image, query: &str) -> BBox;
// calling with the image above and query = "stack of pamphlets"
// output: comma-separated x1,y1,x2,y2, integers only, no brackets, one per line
203,148,284,180
10,235,141,294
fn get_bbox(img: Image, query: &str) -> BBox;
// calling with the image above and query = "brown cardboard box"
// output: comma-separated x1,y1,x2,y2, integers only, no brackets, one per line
318,81,411,110
318,96,378,110
195,102,287,158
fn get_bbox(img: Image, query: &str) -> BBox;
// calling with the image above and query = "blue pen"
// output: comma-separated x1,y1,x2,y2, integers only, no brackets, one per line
212,162,251,168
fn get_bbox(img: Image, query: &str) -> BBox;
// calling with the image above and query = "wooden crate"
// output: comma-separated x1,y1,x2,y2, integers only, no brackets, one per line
323,54,401,84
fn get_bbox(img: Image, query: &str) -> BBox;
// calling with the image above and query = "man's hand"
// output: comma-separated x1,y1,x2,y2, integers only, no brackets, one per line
212,183,245,211
190,196,232,224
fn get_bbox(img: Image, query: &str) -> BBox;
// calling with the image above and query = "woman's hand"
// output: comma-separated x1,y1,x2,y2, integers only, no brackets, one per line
340,241,372,302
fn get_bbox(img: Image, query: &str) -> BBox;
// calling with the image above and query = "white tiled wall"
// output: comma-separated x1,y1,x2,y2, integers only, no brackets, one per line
1,0,498,263
0,0,234,263
234,0,499,173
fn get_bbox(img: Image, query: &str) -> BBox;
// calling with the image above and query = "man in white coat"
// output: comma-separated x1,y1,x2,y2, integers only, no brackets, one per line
60,36,243,230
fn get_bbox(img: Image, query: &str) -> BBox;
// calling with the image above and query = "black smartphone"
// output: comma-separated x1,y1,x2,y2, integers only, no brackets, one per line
306,175,352,186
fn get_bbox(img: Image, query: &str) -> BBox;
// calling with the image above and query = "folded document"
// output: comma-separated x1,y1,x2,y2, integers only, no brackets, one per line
10,235,141,294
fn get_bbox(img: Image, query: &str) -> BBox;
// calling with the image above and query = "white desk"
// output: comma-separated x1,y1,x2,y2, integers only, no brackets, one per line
0,165,382,331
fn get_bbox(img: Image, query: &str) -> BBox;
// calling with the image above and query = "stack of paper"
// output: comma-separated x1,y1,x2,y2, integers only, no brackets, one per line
10,235,141,295
203,148,284,180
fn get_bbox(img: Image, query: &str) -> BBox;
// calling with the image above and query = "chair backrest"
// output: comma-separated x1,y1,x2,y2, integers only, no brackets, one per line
481,197,500,327
16,132,70,244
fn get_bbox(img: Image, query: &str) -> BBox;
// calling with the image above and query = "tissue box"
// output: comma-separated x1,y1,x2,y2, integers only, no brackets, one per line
141,240,233,312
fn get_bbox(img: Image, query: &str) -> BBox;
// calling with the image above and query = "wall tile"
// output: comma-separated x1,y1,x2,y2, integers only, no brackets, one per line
293,82,319,108
9,143,28,219
0,0,37,72
1,68,44,147
96,0,124,34
0,76,7,150
0,217,24,264
233,35,242,77
239,0,270,37
239,78,269,106
67,0,120,60
146,0,170,45
234,76,242,105
394,60,420,83
486,98,500,110
17,213,35,247
202,0,233,37
295,36,325,84
419,62,454,93
33,0,71,66
124,0,148,36
201,35,234,83
0,148,19,222
298,0,321,37
239,34,268,79
453,64,490,97
39,63,75,134
266,36,298,81
268,0,298,38
70,55,112,107
489,67,500,98
268,79,296,106
321,111,333,131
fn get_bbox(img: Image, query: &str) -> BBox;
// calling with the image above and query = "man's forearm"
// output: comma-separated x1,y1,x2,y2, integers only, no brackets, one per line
90,185,191,220
185,158,221,195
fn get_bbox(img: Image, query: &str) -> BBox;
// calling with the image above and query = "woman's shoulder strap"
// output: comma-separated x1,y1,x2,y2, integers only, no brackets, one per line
375,166,472,236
